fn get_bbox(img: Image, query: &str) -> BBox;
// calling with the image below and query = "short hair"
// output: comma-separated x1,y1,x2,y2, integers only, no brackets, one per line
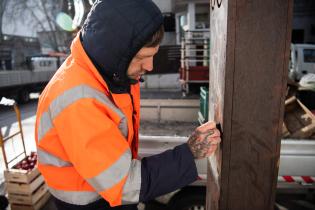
144,25,164,47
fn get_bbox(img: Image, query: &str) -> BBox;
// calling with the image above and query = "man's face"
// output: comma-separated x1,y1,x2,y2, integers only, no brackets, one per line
127,45,159,80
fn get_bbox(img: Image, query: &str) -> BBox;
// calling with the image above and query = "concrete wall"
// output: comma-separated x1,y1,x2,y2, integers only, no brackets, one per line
152,0,173,12
140,99,199,122
140,73,181,89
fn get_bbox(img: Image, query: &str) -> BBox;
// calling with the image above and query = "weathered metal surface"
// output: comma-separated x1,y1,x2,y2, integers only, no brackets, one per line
207,0,293,210
207,0,229,209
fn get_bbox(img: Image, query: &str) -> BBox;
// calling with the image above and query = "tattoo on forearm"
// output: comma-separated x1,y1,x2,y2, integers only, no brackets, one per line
187,130,215,159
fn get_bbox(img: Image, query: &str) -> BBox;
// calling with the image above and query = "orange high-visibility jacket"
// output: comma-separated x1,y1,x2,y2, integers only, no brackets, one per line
35,34,141,207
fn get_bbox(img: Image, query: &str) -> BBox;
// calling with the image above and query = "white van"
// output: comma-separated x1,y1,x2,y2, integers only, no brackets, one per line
289,44,315,81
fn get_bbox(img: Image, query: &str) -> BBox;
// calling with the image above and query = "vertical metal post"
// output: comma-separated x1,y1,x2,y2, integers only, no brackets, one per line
187,3,195,31
207,0,293,209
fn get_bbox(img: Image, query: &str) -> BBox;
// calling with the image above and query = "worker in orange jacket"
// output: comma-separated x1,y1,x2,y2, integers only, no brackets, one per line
35,0,221,209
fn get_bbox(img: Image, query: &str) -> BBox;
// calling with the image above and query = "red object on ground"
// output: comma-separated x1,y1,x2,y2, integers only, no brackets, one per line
21,163,30,170
12,152,38,170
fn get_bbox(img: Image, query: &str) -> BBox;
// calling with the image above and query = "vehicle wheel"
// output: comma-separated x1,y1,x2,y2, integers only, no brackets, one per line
168,189,206,210
18,90,30,104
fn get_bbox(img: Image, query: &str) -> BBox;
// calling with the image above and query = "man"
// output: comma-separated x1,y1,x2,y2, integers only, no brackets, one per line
35,0,221,209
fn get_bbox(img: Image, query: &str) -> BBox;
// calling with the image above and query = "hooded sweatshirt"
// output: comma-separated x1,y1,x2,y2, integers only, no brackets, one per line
81,0,163,93
35,1,198,209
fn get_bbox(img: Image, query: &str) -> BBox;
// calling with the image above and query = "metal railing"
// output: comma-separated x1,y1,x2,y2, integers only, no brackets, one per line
180,30,210,94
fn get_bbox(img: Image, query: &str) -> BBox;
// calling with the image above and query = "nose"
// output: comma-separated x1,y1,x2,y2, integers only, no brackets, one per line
142,57,154,72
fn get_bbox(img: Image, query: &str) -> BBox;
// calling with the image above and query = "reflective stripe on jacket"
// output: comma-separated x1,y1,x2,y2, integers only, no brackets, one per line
35,34,141,206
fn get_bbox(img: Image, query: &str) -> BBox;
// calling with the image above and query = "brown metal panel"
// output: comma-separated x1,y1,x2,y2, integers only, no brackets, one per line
207,0,293,210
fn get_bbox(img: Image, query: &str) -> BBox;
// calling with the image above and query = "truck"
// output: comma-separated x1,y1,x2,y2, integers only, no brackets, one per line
288,44,315,81
0,56,64,103
138,96,315,210
139,135,315,209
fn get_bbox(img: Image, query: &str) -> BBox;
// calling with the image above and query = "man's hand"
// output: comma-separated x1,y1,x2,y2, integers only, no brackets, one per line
187,121,221,159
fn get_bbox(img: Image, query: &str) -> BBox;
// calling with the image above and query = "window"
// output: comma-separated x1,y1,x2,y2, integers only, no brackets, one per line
304,49,315,63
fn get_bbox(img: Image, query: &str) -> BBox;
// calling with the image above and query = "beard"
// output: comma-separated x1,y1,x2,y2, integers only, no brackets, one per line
128,70,146,79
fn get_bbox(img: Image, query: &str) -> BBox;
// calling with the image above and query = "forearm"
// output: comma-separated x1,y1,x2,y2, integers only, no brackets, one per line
139,143,198,202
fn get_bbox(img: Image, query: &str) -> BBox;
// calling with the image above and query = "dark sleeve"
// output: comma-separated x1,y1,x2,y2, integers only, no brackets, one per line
139,143,198,202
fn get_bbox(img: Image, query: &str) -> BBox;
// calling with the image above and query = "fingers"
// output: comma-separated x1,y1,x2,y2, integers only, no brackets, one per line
199,128,221,140
206,129,220,138
207,136,221,145
198,121,216,132
188,121,222,159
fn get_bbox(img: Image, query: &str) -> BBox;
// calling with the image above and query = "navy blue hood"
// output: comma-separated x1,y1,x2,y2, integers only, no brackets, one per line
80,0,163,93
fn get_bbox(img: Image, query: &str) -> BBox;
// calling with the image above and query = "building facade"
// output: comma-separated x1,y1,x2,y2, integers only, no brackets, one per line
292,0,315,44
0,35,40,70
